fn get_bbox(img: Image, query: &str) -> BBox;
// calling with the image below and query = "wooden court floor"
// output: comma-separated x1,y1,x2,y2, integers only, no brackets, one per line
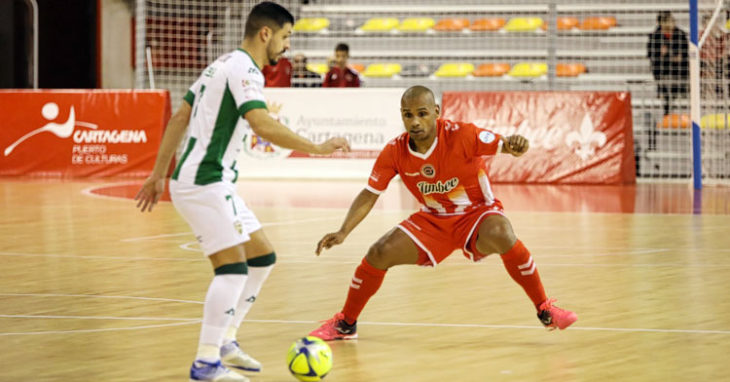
1,179,729,381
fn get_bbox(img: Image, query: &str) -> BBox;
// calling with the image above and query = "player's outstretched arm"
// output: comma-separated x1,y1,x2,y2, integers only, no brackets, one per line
501,134,530,157
135,102,192,212
316,189,379,255
245,109,350,155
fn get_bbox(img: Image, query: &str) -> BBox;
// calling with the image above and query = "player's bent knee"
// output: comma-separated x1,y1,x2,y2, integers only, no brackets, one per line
477,216,516,254
365,243,389,269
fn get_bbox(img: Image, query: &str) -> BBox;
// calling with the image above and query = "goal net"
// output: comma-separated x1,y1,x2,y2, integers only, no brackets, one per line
134,0,728,183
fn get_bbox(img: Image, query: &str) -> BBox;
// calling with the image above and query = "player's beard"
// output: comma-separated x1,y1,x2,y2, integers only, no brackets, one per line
268,45,286,66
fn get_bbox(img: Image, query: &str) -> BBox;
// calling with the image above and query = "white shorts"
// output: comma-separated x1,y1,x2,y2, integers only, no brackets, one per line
169,180,262,256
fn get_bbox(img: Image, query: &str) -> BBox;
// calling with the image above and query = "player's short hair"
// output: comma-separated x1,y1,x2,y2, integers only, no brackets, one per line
244,2,294,38
335,43,350,54
401,85,435,105
657,11,673,24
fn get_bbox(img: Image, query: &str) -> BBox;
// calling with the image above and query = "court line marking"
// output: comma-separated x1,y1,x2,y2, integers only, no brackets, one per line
121,215,348,243
240,319,730,335
78,180,730,217
1,314,726,336
1,294,728,336
0,314,198,322
80,182,730,217
121,232,192,242
0,321,198,336
180,241,200,252
0,251,203,262
2,251,730,268
0,293,203,304
80,182,145,202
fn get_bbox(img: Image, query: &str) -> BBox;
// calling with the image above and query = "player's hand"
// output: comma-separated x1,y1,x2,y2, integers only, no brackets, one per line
316,137,351,155
316,231,347,255
135,175,166,212
502,135,529,157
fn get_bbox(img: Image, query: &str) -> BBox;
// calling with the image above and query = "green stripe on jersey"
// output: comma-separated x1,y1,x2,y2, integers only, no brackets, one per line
194,82,240,185
238,100,267,117
172,137,197,180
183,90,195,105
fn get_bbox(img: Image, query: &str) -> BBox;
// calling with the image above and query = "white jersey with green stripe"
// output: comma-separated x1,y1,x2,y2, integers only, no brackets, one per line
172,49,268,186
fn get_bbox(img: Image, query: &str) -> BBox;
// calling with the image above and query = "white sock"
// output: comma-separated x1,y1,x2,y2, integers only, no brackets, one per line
224,264,274,344
196,274,247,362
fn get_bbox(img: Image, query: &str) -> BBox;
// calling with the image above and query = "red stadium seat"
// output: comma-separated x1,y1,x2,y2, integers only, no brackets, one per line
658,114,690,129
470,18,506,32
473,63,511,77
541,17,580,31
580,16,617,30
434,18,470,32
556,63,587,77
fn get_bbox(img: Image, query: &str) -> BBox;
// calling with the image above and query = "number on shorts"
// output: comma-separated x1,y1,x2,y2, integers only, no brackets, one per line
225,194,237,215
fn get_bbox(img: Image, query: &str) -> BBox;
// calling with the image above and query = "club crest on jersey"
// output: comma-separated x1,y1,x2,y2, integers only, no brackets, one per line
421,164,435,178
417,177,459,195
479,130,495,144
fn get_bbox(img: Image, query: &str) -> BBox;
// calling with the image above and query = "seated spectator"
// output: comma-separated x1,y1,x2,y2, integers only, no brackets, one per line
262,56,292,87
323,43,361,87
647,11,689,115
292,53,322,88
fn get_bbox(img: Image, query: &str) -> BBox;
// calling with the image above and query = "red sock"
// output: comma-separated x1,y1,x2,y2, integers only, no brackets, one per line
341,257,386,324
500,240,547,309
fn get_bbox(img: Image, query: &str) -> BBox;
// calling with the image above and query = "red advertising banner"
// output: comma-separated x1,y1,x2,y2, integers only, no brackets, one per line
442,91,635,184
0,90,170,178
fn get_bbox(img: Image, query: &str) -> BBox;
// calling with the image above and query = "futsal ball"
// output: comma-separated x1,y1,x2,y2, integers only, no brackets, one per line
286,336,333,381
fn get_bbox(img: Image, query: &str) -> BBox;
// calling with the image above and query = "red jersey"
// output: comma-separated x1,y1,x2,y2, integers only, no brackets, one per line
367,119,503,215
262,58,292,87
322,66,361,87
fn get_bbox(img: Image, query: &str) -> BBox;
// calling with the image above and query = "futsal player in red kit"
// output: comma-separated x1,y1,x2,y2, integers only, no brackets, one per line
309,85,577,340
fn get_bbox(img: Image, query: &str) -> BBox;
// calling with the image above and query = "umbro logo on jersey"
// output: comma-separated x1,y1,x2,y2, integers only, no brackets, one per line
248,67,259,74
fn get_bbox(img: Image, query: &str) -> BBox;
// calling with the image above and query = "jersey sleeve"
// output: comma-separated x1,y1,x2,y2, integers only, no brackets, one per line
366,142,398,195
227,62,268,117
461,122,502,157
183,78,202,106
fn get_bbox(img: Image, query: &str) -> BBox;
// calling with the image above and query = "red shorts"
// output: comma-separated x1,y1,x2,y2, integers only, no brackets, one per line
396,201,505,267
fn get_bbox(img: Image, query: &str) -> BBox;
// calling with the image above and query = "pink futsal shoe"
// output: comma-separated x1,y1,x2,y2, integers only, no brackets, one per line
309,312,358,341
537,299,577,330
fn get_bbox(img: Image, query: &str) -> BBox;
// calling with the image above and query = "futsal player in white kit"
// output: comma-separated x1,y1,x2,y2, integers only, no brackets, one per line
135,3,350,381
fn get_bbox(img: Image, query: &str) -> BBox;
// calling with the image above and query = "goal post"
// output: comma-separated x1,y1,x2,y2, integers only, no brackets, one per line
690,0,730,188
690,0,702,190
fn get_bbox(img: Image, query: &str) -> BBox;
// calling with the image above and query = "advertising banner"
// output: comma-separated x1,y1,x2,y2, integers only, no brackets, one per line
442,91,636,184
238,88,405,179
0,90,170,178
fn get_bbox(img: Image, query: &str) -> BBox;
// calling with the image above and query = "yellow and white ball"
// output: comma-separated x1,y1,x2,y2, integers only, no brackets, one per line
286,336,333,381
